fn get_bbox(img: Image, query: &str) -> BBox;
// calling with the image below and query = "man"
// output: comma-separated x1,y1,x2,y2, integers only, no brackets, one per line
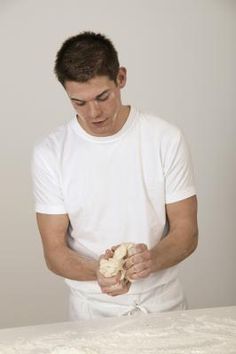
32,31,198,321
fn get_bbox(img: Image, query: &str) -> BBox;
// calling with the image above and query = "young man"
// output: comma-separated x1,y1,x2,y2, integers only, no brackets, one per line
32,32,198,320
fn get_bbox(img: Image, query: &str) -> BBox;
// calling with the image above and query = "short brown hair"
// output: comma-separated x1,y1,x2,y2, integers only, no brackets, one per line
54,31,120,86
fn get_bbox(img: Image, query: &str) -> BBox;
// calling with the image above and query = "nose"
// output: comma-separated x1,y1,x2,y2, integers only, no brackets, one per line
88,101,102,120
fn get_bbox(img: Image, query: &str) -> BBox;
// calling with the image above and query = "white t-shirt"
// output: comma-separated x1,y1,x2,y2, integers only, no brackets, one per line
32,106,196,295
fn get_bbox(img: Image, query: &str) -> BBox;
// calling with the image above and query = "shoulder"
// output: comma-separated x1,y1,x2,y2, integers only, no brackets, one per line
135,108,182,143
33,121,71,159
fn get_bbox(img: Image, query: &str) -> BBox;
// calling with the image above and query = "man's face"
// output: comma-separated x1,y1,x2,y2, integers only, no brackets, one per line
64,68,127,137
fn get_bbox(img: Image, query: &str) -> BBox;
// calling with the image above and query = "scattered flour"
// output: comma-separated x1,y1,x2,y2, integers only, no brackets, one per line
0,312,236,354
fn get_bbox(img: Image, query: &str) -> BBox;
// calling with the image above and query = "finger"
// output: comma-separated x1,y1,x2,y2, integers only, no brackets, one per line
107,289,129,296
125,251,151,270
105,249,113,259
130,268,152,280
126,260,152,278
130,243,148,254
104,282,131,296
128,243,148,256
97,271,121,287
123,255,134,270
101,282,122,293
101,278,131,293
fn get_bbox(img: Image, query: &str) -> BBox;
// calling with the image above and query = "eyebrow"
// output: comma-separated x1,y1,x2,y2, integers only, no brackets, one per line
71,89,110,103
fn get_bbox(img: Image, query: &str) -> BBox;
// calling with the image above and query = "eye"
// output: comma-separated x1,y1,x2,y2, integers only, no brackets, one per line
96,93,110,102
75,101,86,107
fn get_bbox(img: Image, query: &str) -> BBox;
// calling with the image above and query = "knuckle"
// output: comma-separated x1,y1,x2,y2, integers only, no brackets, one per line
139,243,147,251
129,247,136,256
130,265,137,273
126,270,131,279
133,255,140,263
126,257,134,268
136,263,145,272
138,254,145,262
130,255,136,262
130,255,135,264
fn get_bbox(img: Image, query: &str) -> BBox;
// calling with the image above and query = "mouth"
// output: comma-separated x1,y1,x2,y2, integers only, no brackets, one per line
92,118,108,126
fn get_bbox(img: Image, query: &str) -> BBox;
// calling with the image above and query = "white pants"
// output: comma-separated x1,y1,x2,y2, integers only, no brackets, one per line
68,278,187,321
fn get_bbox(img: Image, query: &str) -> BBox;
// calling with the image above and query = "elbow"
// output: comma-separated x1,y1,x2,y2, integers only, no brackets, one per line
187,228,199,256
44,253,61,276
44,256,54,273
180,227,198,260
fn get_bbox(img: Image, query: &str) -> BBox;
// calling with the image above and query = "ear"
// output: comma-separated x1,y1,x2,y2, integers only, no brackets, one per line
116,67,127,88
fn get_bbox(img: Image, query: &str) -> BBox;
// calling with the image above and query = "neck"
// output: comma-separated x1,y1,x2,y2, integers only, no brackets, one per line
114,105,130,133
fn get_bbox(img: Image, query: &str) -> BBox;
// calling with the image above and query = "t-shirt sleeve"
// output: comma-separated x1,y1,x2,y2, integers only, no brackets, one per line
31,143,67,214
163,128,196,204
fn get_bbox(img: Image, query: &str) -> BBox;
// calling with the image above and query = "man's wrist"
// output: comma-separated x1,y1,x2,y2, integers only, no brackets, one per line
150,247,159,274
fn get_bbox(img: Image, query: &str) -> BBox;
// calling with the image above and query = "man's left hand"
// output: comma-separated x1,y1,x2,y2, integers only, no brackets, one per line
124,243,153,280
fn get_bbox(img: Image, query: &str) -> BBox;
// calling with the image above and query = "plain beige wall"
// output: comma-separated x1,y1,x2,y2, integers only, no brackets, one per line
0,0,235,328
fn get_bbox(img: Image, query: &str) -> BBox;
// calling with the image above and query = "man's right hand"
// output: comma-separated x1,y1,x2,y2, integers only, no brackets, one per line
96,252,131,296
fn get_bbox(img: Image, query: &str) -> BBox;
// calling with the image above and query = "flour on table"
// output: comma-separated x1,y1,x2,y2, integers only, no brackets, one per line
51,347,97,354
99,243,134,280
0,313,236,354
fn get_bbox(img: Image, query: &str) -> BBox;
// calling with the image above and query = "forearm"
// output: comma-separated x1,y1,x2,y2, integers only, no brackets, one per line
36,213,98,281
124,197,198,281
150,227,198,273
44,247,99,281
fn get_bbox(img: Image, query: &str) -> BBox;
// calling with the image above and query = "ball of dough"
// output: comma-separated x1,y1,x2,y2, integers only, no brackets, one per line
99,243,134,280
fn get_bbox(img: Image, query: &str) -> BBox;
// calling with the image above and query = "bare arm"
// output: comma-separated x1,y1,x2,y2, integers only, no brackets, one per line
37,213,132,295
151,194,198,272
125,195,198,279
36,213,98,281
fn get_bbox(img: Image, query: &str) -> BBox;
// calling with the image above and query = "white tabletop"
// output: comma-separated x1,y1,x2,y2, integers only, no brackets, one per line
0,306,235,353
